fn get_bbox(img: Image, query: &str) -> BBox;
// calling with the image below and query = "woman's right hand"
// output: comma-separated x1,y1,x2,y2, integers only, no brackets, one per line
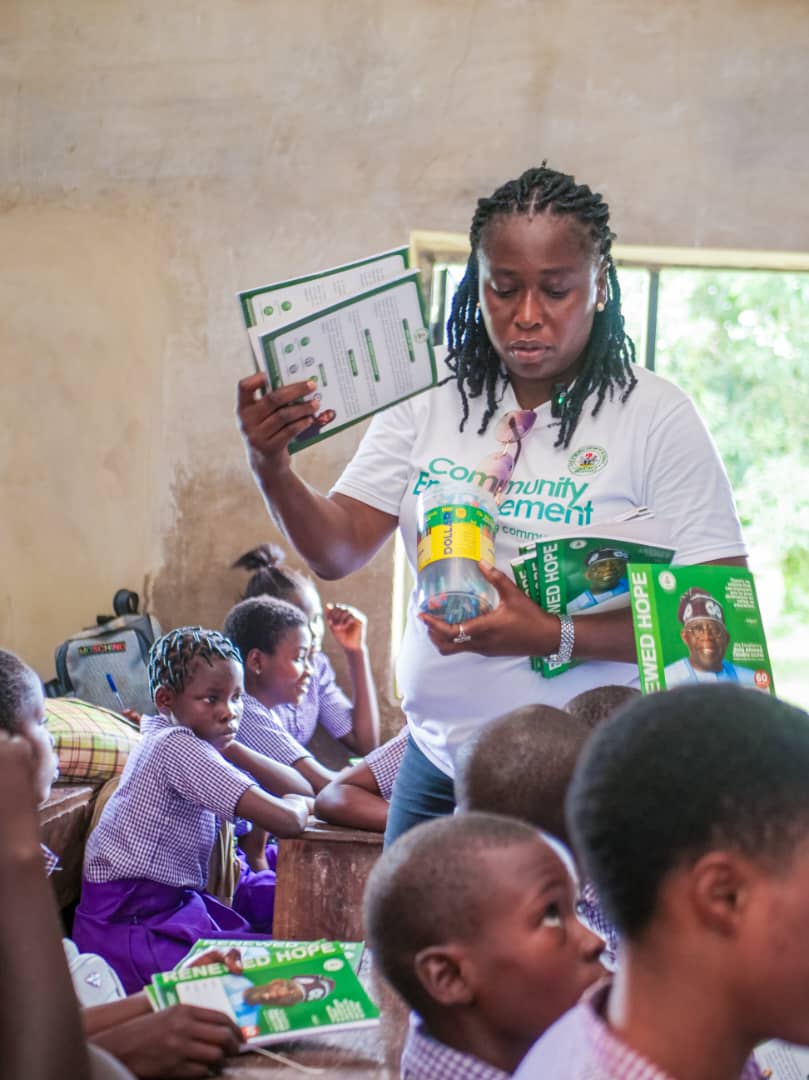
236,372,320,474
279,793,312,835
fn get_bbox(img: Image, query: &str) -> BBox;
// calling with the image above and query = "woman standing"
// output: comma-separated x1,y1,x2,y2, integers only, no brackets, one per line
236,165,747,843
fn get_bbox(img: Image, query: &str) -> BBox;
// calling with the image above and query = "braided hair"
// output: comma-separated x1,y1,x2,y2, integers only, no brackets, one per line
148,627,242,697
446,164,637,447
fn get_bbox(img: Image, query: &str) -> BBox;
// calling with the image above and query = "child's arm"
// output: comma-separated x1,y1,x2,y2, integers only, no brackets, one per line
325,602,380,754
221,740,314,797
235,787,310,838
0,733,91,1080
87,1001,242,1079
314,760,388,833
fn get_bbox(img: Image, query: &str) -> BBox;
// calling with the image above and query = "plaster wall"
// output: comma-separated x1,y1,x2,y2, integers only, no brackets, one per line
2,0,808,733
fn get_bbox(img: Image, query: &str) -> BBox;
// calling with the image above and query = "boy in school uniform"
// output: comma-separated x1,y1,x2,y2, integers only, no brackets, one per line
364,812,605,1078
514,684,809,1080
454,703,618,961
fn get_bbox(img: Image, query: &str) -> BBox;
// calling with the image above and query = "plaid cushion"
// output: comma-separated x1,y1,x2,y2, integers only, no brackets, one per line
45,698,141,782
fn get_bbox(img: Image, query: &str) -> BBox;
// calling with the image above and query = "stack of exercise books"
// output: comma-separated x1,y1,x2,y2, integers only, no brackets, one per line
144,938,379,1051
238,247,438,453
510,507,775,693
510,508,675,679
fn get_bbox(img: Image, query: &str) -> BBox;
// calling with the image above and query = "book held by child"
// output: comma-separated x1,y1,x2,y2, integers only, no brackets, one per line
627,563,775,695
146,940,379,1049
238,248,437,453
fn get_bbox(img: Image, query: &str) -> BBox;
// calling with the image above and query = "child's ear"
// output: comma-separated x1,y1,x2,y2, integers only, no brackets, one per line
413,944,476,1007
245,648,264,677
154,685,174,714
688,851,755,936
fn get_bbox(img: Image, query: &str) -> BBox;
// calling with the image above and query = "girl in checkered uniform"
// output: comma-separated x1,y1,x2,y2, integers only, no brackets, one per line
73,624,311,992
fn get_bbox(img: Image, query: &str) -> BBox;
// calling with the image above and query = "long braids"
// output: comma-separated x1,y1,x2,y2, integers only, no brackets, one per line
148,627,242,697
445,164,637,448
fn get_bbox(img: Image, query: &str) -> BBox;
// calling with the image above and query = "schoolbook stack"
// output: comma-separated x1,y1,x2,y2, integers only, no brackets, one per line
144,939,378,1050
238,247,437,452
510,508,675,678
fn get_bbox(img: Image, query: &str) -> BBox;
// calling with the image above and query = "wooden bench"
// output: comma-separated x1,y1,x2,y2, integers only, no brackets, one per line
272,820,384,942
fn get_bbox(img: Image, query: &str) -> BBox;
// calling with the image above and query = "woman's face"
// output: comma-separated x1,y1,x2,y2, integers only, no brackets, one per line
477,211,605,409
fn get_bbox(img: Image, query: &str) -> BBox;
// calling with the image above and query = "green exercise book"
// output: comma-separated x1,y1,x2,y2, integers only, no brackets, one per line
627,563,775,695
237,248,437,453
511,509,674,679
148,941,379,1050
175,937,365,975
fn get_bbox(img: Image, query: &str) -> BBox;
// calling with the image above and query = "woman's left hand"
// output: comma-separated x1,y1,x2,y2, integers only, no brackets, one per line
418,562,561,658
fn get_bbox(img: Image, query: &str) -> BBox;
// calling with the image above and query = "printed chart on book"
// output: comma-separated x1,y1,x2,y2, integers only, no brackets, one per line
238,247,437,452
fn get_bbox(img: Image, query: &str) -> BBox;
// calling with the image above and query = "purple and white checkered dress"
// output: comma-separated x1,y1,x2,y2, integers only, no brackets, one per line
74,725,268,993
366,727,408,801
236,693,311,767
273,651,353,745
513,981,765,1079
402,1013,510,1080
84,725,254,889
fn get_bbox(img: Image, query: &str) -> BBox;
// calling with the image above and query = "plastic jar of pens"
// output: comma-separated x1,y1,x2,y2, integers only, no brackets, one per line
416,482,499,625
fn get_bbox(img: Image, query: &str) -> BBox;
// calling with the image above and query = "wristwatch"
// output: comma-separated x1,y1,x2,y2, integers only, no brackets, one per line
546,614,575,665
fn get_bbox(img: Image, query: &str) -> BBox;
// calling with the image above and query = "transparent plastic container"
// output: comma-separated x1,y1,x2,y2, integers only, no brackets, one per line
416,481,499,624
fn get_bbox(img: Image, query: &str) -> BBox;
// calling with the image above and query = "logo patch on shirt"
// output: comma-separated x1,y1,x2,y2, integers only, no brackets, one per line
568,445,608,475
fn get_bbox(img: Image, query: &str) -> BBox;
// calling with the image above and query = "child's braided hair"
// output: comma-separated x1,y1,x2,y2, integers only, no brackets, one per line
445,163,637,448
147,627,242,697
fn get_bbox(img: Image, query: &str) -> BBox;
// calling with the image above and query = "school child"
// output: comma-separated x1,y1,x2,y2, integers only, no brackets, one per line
364,812,605,1078
314,726,408,832
514,684,807,1079
233,543,380,754
454,704,618,963
0,647,242,1079
72,627,310,993
563,684,640,728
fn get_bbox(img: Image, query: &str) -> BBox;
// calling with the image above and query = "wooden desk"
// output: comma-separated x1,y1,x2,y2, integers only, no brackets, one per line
224,957,408,1078
272,820,384,943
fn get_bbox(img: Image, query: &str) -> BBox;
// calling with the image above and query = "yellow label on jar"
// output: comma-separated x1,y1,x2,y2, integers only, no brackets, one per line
417,505,495,571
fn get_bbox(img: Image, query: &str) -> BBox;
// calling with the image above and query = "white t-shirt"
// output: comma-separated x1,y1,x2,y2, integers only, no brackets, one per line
332,365,746,776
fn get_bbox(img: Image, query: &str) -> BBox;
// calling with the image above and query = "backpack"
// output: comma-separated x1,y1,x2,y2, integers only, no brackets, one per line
52,590,161,716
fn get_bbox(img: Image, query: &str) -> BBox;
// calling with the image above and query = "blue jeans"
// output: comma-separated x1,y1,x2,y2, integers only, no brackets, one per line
383,734,456,848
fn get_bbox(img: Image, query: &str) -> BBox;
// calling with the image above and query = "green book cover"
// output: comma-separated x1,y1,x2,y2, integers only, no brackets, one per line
151,942,379,1049
533,533,674,679
176,938,365,975
627,564,775,695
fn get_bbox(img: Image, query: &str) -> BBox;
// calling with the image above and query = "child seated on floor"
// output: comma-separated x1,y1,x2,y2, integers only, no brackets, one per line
0,647,241,1079
454,704,618,962
364,812,605,1078
72,626,311,993
233,543,380,756
313,726,408,832
515,684,809,1080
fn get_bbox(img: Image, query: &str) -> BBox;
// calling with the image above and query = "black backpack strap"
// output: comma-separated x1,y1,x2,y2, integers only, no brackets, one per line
113,589,140,616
